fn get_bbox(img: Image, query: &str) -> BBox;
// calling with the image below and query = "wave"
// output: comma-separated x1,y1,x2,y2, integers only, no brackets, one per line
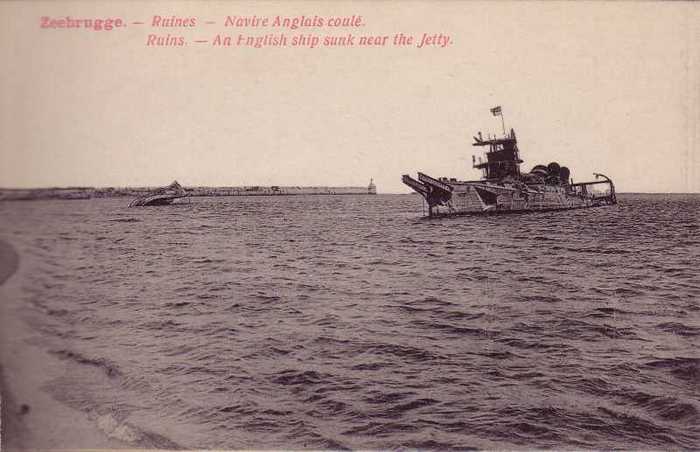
50,349,121,378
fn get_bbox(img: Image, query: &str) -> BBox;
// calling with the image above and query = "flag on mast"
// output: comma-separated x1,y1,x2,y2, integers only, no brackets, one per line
491,106,506,136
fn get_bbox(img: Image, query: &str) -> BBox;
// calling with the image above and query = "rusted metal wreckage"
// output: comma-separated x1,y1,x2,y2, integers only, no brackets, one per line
402,108,616,217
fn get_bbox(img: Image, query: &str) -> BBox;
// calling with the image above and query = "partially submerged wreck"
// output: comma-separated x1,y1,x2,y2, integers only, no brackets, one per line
402,108,616,217
128,181,188,207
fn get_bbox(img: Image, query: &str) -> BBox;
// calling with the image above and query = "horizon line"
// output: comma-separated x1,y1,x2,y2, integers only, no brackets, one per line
1,186,699,196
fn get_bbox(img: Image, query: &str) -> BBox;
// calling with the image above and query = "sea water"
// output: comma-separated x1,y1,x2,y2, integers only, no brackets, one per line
0,194,697,449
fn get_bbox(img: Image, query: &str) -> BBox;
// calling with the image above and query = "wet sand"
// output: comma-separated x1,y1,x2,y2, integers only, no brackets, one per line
0,239,127,450
0,239,23,449
0,240,18,284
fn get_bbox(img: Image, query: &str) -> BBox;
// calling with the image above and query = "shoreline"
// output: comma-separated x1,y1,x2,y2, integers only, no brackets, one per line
0,239,129,450
0,240,18,285
0,239,23,449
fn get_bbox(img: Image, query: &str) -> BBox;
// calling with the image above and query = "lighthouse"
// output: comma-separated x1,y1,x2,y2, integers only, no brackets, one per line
368,178,377,195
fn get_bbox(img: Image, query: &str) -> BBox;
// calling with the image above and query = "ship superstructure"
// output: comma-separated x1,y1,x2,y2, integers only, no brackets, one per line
402,108,616,217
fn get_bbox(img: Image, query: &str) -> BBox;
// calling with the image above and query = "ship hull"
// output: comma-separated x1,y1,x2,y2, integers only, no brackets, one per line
128,180,189,207
128,194,186,207
403,175,615,218
425,202,606,218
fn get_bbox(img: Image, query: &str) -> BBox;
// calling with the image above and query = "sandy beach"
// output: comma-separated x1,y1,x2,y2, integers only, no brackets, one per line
0,238,128,451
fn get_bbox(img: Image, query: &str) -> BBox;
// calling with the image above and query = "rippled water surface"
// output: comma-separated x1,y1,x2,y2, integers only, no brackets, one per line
1,194,698,449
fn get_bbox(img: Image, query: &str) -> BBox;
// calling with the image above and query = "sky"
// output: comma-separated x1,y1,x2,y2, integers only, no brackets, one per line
1,1,698,193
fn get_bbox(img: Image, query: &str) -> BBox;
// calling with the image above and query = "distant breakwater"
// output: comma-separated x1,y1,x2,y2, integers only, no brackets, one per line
0,185,376,201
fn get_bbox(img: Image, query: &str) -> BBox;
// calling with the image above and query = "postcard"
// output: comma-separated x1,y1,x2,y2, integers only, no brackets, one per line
1,1,698,450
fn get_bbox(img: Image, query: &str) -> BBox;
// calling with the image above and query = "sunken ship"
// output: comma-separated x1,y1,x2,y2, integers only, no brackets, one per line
128,180,188,207
402,108,616,217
